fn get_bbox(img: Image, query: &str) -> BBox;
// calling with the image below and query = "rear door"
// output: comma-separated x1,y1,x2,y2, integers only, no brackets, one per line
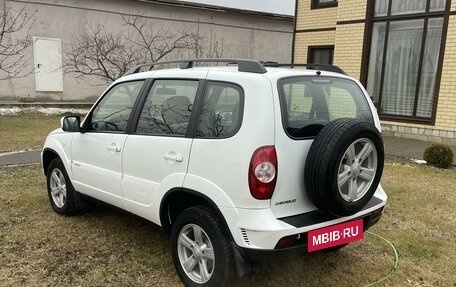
71,80,145,208
121,75,204,222
272,76,375,218
186,72,275,209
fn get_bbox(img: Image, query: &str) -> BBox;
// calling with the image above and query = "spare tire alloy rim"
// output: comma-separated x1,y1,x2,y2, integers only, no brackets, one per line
49,168,67,208
337,138,378,203
177,224,215,284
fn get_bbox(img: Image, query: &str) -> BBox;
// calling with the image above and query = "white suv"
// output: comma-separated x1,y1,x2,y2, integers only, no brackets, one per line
42,59,387,286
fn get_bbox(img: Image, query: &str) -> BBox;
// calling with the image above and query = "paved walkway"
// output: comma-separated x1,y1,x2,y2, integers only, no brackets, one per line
0,150,41,167
383,136,456,160
1,136,455,167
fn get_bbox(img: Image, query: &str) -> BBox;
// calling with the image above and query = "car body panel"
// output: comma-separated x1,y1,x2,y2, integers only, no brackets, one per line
229,186,387,249
185,70,275,209
71,132,127,209
42,129,74,177
122,135,192,221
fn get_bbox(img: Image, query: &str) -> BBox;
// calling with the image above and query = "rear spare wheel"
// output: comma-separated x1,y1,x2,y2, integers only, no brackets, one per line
304,118,384,217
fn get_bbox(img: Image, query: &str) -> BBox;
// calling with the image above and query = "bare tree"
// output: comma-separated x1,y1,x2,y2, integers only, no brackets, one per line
66,23,140,82
194,27,223,59
0,0,35,80
180,20,223,59
65,15,224,83
122,15,200,62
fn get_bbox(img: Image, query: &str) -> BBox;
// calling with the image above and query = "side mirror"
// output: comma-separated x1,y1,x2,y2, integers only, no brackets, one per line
61,116,81,132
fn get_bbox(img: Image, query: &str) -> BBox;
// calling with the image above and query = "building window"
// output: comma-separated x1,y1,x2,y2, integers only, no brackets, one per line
308,46,334,65
366,0,446,121
311,0,338,9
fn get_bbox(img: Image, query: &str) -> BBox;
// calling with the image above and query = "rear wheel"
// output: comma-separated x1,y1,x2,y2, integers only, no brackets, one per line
170,206,237,287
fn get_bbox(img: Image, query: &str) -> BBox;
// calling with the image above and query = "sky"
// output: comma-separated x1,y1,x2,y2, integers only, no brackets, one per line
175,0,296,16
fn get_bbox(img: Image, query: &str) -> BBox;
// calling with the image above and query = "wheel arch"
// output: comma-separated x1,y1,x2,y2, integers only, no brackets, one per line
42,148,61,175
159,188,234,241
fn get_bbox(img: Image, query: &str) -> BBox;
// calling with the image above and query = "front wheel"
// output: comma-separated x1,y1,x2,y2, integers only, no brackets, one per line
170,206,237,287
46,158,82,215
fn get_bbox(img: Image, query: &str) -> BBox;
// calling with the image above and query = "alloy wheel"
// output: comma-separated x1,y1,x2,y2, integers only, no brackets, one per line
177,223,215,284
337,138,378,203
49,168,67,208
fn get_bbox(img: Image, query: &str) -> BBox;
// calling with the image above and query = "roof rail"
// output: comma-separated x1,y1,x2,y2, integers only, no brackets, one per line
261,62,346,74
125,58,267,76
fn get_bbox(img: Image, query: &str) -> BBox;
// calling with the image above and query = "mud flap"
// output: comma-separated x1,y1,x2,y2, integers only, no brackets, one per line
231,242,253,278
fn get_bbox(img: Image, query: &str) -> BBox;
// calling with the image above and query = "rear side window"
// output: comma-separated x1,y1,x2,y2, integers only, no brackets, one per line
278,77,373,138
196,82,243,138
136,79,199,136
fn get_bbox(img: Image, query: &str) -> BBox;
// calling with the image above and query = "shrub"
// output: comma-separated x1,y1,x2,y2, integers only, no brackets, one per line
423,144,454,169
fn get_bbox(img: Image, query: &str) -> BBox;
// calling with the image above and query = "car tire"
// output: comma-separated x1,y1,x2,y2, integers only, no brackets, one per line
170,205,237,287
304,118,384,217
46,158,84,215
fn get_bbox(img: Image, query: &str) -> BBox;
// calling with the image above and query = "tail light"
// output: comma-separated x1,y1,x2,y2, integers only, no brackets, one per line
372,207,384,216
248,146,278,199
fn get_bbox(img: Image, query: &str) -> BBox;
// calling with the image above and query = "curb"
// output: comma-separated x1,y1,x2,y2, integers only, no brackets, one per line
385,154,426,164
385,153,456,169
0,149,39,156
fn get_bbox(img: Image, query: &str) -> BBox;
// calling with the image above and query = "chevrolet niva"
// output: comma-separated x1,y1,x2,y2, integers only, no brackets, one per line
42,59,386,286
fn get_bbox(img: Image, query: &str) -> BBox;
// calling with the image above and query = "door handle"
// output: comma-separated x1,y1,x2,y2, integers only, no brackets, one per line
164,153,183,162
107,146,121,152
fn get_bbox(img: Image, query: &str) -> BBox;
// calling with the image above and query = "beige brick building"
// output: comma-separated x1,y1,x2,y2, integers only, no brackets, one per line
293,0,456,144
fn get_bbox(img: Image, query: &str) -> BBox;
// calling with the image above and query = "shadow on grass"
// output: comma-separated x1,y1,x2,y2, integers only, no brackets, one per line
4,164,439,287
63,201,395,287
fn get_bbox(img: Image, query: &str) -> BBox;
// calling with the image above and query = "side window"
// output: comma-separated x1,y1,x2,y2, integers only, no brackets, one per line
136,79,199,136
88,80,144,133
196,82,243,138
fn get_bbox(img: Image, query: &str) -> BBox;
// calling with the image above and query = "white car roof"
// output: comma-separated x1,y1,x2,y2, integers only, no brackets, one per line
117,65,353,85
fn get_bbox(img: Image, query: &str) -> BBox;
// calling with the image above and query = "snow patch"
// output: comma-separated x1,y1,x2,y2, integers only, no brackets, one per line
0,107,89,116
0,107,21,115
35,107,89,115
411,159,427,165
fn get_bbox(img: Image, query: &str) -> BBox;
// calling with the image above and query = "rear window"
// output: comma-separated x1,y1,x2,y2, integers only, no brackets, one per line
278,76,374,138
196,82,243,138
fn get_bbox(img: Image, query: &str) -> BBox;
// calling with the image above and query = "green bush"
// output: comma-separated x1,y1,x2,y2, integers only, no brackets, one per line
423,144,454,169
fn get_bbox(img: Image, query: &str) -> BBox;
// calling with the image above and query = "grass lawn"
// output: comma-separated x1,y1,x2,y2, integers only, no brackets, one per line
0,114,62,152
0,162,455,286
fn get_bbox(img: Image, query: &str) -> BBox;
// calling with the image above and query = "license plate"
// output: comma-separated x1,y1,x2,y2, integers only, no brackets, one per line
307,219,364,252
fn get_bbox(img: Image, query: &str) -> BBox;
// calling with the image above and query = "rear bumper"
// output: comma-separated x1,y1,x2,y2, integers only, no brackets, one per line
222,185,387,250
242,207,384,260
